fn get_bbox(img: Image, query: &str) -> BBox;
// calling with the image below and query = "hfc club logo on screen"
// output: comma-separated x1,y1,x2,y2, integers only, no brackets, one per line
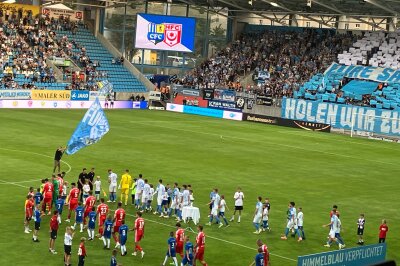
147,23,182,47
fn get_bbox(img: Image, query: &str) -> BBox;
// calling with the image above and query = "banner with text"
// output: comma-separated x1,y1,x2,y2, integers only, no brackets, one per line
71,90,89,101
298,243,386,266
31,90,71,101
42,7,83,22
282,98,400,136
0,90,31,100
325,62,400,84
208,100,242,112
213,89,236,102
0,100,146,109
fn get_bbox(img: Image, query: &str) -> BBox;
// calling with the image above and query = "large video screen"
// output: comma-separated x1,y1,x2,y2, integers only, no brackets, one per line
135,13,196,53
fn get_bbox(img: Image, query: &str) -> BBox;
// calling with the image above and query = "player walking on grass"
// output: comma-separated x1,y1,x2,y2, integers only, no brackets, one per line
261,203,270,232
357,214,365,245
77,237,87,266
42,178,54,214
182,236,194,266
230,187,244,223
87,207,97,240
108,169,118,203
257,239,270,266
84,191,96,226
218,195,230,227
97,198,109,238
194,225,208,266
154,179,165,215
297,207,305,241
34,188,43,207
176,222,185,258
49,210,60,254
131,211,145,258
33,206,43,242
379,219,388,243
52,175,60,210
56,196,65,224
119,170,132,206
118,220,128,256
103,215,114,249
141,179,150,212
113,202,126,248
249,247,264,266
206,188,222,227
111,249,122,266
94,176,102,202
66,183,80,222
162,232,178,266
281,202,298,240
73,202,85,232
64,226,74,266
135,174,145,209
253,197,263,234
323,209,344,249
24,195,34,233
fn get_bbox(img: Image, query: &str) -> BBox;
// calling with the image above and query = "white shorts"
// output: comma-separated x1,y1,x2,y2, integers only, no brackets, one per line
141,195,148,203
211,208,218,216
329,230,336,239
253,214,262,223
170,200,177,209
286,220,298,229
109,184,116,193
157,198,162,205
135,191,142,199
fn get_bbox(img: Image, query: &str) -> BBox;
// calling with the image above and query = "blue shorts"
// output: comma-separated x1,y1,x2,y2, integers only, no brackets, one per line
219,212,225,216
182,255,193,265
120,238,127,245
166,249,176,257
162,200,168,206
95,191,100,195
88,222,96,230
57,209,63,215
76,218,83,223
104,232,111,239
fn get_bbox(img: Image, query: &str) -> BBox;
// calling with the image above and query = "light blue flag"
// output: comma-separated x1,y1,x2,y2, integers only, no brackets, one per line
66,98,110,155
97,80,113,96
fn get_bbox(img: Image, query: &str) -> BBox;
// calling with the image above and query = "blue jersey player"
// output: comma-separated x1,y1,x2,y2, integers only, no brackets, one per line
181,236,194,266
34,188,43,206
73,202,84,232
118,220,128,256
55,197,65,223
103,215,113,249
162,232,178,266
88,207,97,240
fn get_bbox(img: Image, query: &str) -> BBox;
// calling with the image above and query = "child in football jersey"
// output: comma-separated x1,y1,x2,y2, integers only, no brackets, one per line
262,203,270,232
82,180,90,202
78,237,87,266
118,220,128,256
148,184,154,211
62,181,68,200
64,226,74,266
32,206,43,242
218,195,230,227
34,188,43,207
181,236,194,266
379,219,388,243
110,249,122,266
357,214,365,245
162,231,178,266
94,176,102,202
73,202,85,232
88,207,97,240
103,215,114,249
56,196,65,224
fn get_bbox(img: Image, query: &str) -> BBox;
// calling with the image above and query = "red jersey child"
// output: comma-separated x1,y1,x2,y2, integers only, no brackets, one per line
379,219,388,243
57,174,64,196
96,198,109,237
66,183,80,222
113,202,126,247
131,212,145,258
195,225,208,266
78,237,87,265
49,210,60,254
175,222,185,258
24,195,34,233
42,178,54,214
84,192,96,224
257,239,270,266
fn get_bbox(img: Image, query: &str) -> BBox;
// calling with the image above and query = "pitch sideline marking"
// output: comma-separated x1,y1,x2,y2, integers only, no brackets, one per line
0,147,72,174
130,120,399,167
0,178,296,263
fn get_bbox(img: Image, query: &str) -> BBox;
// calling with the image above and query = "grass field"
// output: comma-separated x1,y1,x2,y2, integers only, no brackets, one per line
0,109,399,266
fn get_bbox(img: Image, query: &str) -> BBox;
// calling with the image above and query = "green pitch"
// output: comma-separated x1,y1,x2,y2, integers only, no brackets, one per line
0,109,399,265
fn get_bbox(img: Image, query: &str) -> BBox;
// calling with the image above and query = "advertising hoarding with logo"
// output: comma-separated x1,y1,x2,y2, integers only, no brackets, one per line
41,6,83,22
135,13,196,53
0,100,147,109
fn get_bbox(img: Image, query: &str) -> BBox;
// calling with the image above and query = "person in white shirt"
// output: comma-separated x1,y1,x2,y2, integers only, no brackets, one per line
181,185,190,207
82,180,90,203
93,176,101,202
253,196,263,234
154,179,165,215
297,207,305,241
218,195,230,227
141,179,150,211
230,187,244,223
160,191,169,217
135,174,145,208
262,203,270,232
206,188,222,228
148,184,155,211
62,181,68,200
107,169,118,203
64,226,74,266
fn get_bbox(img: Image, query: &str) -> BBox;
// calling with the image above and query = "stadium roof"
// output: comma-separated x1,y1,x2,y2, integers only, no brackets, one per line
175,0,400,17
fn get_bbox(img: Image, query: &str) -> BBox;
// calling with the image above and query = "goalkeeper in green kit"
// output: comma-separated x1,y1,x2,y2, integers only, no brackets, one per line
51,174,60,210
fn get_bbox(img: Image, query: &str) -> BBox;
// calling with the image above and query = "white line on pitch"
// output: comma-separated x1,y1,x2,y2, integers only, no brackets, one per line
0,147,72,173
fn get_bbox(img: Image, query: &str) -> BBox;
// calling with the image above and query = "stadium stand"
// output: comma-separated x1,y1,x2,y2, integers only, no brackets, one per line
175,27,357,99
55,26,147,92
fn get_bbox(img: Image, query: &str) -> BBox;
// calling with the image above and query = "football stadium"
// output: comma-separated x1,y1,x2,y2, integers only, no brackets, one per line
0,0,399,265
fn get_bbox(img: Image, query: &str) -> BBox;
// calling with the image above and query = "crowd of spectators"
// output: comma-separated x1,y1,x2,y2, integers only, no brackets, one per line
0,4,107,91
175,29,359,99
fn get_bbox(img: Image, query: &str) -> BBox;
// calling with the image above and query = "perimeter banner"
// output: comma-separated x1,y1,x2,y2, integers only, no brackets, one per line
31,90,71,101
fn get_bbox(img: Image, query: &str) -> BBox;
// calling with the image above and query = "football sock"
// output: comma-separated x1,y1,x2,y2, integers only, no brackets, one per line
253,223,259,231
103,237,107,246
113,234,118,242
238,216,241,223
223,217,229,225
172,257,178,266
107,239,110,248
135,244,142,251
163,256,168,265
87,229,91,238
91,230,95,239
284,228,290,236
80,223,83,231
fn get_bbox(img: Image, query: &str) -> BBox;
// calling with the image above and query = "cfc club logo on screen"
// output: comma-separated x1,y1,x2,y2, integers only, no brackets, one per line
148,23,182,47
136,13,196,53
